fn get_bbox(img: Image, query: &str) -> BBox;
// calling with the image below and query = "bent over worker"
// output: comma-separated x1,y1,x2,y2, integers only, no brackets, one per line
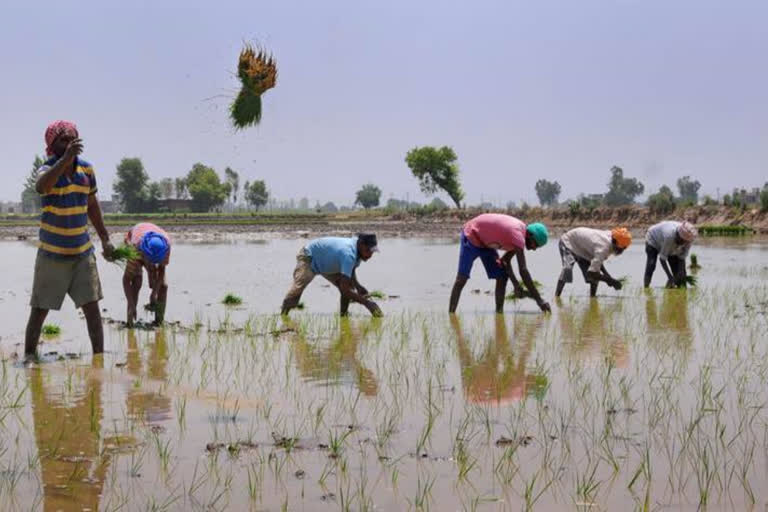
448,213,551,314
555,227,632,297
281,233,382,317
123,223,171,326
644,221,697,288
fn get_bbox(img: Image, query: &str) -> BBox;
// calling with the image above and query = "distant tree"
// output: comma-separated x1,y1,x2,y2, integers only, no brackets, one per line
113,157,150,213
429,197,448,210
676,176,701,204
245,180,269,211
174,177,188,199
224,167,240,204
647,185,676,215
21,155,45,212
604,166,645,206
145,182,162,212
186,163,231,212
355,184,381,209
534,179,562,206
578,194,601,212
405,146,464,208
319,201,338,213
761,184,768,213
159,178,174,199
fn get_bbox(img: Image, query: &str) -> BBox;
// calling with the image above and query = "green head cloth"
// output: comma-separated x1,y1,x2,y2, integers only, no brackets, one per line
526,222,549,248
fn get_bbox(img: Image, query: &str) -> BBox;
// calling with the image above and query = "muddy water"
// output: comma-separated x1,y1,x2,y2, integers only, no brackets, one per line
0,236,767,510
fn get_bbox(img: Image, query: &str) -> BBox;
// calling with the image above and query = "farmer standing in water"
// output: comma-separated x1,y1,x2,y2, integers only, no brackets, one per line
122,223,171,326
644,221,698,288
449,213,551,314
281,233,383,317
25,121,114,358
555,227,632,297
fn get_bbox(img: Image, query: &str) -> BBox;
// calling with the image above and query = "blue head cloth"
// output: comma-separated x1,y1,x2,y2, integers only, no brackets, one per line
140,231,169,264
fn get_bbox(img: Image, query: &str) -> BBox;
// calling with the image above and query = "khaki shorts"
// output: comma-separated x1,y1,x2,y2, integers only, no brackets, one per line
30,251,103,310
281,247,342,309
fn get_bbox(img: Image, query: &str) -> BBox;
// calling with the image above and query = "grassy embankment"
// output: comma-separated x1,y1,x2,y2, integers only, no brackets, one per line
1,204,765,233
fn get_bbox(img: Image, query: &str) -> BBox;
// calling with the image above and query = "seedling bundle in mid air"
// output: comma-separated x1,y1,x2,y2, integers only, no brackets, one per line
230,44,277,129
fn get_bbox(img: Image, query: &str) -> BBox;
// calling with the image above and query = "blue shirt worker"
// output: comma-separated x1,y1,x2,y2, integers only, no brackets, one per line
281,234,382,317
25,120,115,358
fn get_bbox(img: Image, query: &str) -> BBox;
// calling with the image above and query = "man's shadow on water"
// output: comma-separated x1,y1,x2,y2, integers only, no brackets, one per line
124,328,172,423
555,298,629,367
285,317,379,397
449,314,548,406
644,289,693,361
26,327,173,511
27,356,112,511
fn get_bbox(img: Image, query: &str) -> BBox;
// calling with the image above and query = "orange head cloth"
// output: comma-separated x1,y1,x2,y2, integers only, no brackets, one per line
611,227,632,249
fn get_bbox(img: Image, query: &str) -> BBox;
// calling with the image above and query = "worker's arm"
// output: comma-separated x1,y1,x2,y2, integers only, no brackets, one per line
351,269,369,297
35,140,81,193
501,252,526,297
514,249,550,313
599,265,622,289
87,194,114,260
338,276,382,317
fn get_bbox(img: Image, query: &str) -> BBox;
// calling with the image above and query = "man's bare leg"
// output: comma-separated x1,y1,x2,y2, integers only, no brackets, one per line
494,278,506,313
449,275,468,313
82,301,104,354
24,307,49,357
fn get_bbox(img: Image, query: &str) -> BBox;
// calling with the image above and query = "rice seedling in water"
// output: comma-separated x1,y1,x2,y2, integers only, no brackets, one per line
230,44,277,129
690,253,701,270
222,293,243,306
41,324,61,337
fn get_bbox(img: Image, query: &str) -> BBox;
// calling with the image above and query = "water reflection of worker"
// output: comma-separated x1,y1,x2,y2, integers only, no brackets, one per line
28,357,111,511
645,290,693,353
289,317,378,396
557,299,629,367
554,227,631,297
644,221,697,288
449,214,551,314
125,329,172,423
281,234,382,317
123,223,171,326
449,314,545,405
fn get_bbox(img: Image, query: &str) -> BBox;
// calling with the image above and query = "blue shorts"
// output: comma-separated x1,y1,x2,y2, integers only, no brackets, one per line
457,231,506,280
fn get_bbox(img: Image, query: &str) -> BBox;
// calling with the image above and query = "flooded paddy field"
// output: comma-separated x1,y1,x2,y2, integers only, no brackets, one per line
0,236,767,511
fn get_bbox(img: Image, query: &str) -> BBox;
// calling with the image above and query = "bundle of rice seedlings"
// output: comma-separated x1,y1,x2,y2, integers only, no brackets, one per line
42,324,61,337
111,244,141,263
684,275,698,287
505,280,543,301
368,290,387,299
689,253,701,270
222,293,243,306
230,44,277,129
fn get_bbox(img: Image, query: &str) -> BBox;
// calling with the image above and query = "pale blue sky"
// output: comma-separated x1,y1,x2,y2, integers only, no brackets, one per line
2,0,766,206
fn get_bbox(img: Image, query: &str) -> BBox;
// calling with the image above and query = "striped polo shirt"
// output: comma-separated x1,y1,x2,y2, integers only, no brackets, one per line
38,156,97,258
